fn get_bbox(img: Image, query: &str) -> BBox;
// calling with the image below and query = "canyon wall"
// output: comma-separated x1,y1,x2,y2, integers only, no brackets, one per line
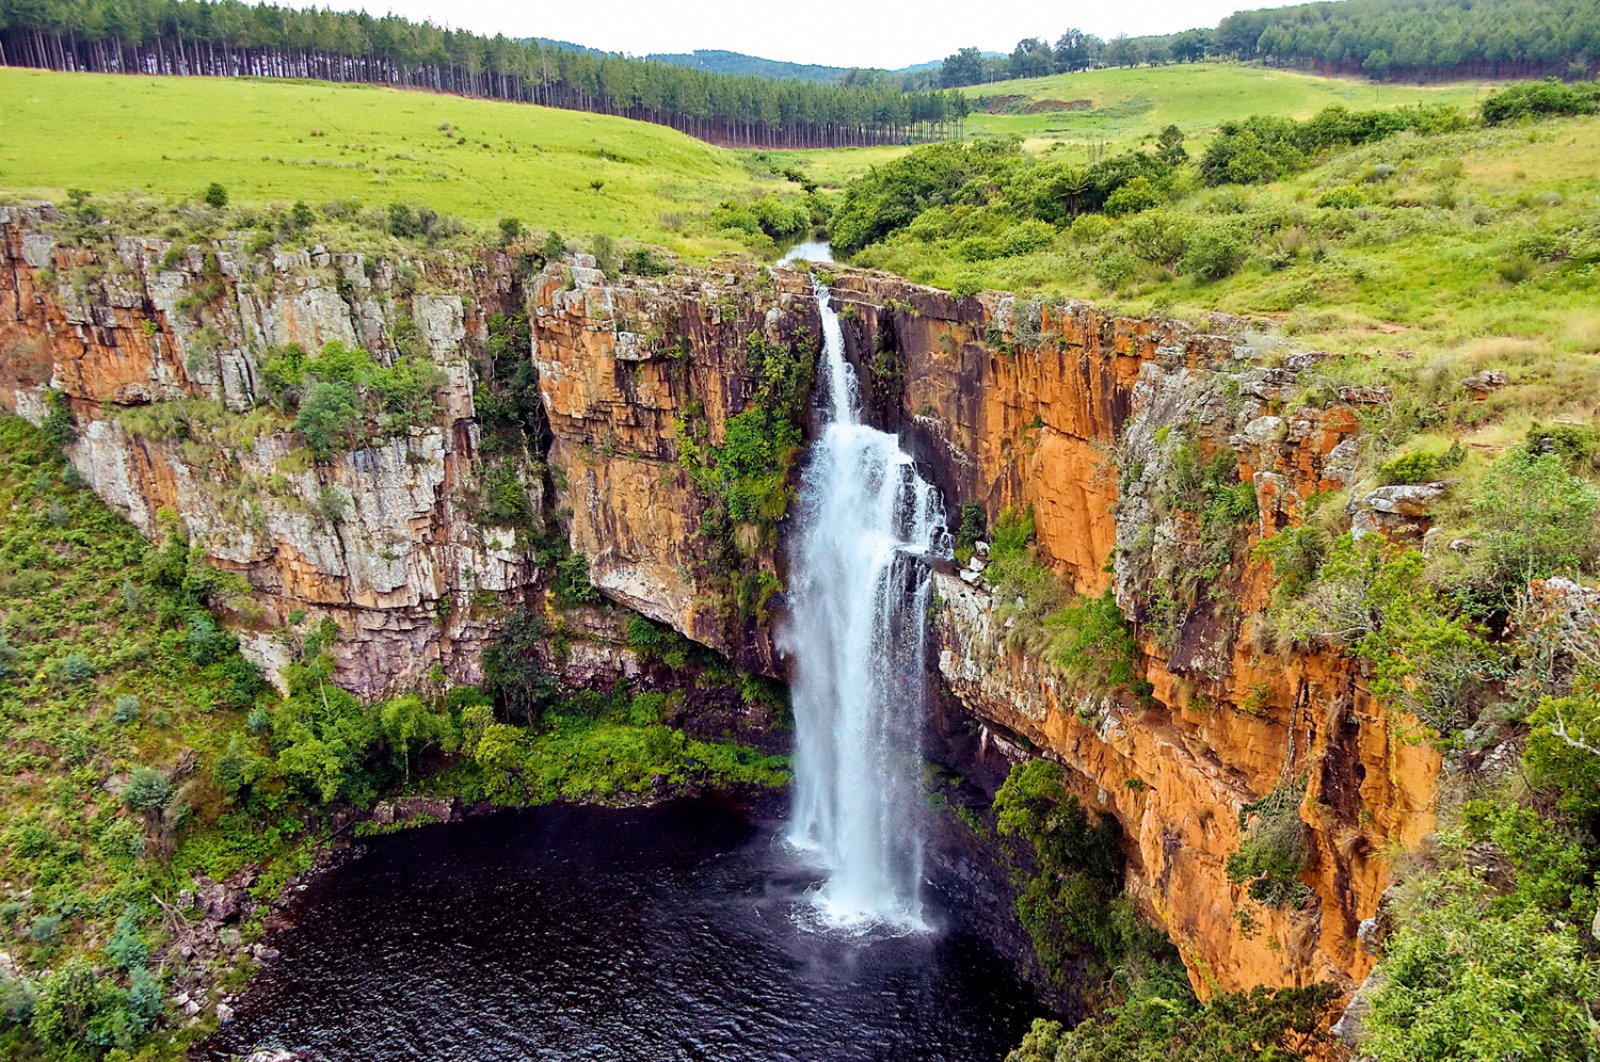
0,206,1437,1001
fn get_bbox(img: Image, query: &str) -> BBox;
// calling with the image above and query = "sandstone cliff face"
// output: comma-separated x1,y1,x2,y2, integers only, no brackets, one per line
0,204,544,695
0,207,1437,1003
822,281,1439,996
528,261,821,674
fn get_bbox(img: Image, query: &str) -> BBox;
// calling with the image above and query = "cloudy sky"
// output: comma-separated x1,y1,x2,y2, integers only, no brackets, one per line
291,0,1286,70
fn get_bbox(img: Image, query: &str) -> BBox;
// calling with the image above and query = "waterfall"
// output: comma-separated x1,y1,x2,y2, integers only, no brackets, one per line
780,255,947,933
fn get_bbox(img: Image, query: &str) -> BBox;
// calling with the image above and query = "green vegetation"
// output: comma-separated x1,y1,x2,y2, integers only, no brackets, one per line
985,509,1150,702
677,329,815,620
1260,435,1600,739
260,340,444,460
993,760,1172,988
936,1,1594,93
1216,0,1600,82
0,68,784,256
1006,983,1337,1062
0,412,786,1058
1360,775,1600,1059
1224,777,1310,908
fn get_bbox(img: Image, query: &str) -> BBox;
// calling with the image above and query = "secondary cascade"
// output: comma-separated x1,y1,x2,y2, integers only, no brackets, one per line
781,248,948,932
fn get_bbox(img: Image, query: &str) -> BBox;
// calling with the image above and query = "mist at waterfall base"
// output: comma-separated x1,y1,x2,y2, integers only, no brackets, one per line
199,801,1038,1061
780,247,949,933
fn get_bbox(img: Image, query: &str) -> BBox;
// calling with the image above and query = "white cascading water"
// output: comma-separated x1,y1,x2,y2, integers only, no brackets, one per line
781,250,948,933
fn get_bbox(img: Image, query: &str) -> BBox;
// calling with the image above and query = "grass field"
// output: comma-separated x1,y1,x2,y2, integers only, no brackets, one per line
764,62,1502,187
853,114,1600,450
0,68,780,255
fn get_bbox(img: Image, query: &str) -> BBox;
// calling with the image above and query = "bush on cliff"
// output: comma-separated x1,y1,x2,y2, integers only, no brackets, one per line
1006,983,1338,1062
993,759,1129,981
262,340,445,460
1361,801,1600,1061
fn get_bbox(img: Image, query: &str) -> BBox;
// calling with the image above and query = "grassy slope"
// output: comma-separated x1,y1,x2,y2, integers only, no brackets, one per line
960,62,1497,151
765,62,1501,187
0,415,302,1057
0,68,778,256
855,115,1600,450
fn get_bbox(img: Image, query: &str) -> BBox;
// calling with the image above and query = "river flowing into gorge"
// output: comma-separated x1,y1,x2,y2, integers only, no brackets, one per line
781,249,949,932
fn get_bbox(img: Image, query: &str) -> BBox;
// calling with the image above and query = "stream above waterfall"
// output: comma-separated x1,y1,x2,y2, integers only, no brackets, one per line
198,799,1037,1061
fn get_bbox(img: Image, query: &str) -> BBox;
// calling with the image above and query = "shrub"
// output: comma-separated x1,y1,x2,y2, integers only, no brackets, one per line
41,388,74,448
1377,449,1442,485
1225,779,1309,908
1092,247,1141,290
996,220,1056,257
1178,224,1248,280
953,501,987,561
1122,210,1196,268
621,248,671,276
385,202,466,243
112,694,140,724
1466,451,1600,614
1103,176,1164,217
296,380,364,460
121,767,174,813
203,182,229,208
1482,78,1600,124
497,216,523,248
60,652,95,682
105,907,148,970
1317,185,1367,209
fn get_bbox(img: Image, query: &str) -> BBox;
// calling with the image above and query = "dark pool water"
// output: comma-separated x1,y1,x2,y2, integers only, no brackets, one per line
200,797,1039,1061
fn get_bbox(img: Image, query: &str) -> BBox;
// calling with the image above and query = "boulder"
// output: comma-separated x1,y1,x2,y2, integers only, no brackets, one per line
1462,369,1508,394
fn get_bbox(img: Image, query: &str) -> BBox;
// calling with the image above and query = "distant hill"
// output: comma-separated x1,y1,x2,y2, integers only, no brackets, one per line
530,43,969,83
646,49,849,83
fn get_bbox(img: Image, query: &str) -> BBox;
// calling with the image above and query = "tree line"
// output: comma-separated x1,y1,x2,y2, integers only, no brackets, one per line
937,0,1597,87
0,0,969,148
1216,0,1599,82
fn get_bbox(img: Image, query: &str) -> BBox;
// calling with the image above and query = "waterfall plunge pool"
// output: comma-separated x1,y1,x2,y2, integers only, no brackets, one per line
199,798,1038,1061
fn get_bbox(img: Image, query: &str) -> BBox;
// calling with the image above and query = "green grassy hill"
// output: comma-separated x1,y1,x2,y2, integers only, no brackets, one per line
848,111,1600,455
765,62,1501,187
960,62,1498,151
0,69,782,256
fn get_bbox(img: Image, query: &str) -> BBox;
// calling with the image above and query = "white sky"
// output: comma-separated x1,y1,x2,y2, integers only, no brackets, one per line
288,0,1288,71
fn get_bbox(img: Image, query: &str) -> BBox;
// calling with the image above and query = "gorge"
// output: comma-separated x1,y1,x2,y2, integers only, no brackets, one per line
0,199,1453,1051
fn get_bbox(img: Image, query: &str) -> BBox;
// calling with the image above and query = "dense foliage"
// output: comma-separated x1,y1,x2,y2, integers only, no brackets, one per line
1007,983,1338,1062
676,328,814,620
0,0,967,147
936,0,1599,87
993,760,1141,982
261,339,444,460
1217,0,1600,81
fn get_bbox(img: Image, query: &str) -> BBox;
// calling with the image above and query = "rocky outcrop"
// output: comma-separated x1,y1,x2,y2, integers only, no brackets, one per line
0,204,545,695
819,279,1440,996
0,206,1439,1005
